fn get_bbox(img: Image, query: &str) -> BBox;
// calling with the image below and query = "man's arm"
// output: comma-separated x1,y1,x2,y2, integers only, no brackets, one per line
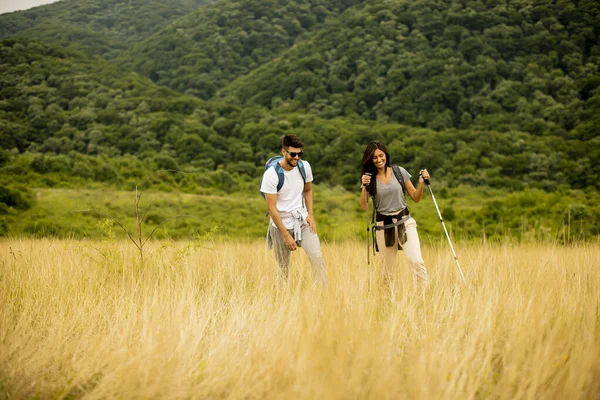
304,182,317,233
265,193,297,251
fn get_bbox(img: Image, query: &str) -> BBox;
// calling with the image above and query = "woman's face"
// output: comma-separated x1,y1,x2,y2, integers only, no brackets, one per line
372,149,386,170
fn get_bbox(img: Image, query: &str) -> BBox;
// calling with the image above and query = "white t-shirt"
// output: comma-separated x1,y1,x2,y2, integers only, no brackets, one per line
260,161,314,229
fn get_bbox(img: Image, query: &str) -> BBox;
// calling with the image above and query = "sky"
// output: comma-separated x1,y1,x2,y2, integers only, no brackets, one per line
0,0,60,14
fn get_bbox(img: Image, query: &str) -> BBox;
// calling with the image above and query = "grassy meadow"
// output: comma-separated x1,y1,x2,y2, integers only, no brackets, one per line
4,184,599,243
1,238,599,399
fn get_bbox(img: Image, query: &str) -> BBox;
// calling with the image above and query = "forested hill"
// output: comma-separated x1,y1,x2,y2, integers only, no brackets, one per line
0,39,238,162
0,0,599,191
0,0,212,58
119,0,363,99
1,34,599,239
2,39,598,193
218,0,600,138
3,0,599,139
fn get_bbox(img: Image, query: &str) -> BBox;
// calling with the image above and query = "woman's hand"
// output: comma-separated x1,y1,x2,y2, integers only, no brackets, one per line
359,173,371,210
419,169,430,183
361,173,372,187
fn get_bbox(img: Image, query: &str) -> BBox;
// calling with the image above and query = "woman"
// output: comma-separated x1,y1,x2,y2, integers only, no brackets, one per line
360,140,429,284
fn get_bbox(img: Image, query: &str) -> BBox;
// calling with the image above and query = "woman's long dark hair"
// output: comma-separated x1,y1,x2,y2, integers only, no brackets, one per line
361,140,391,198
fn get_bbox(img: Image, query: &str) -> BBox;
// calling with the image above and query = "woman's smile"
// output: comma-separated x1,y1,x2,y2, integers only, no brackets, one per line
372,149,386,169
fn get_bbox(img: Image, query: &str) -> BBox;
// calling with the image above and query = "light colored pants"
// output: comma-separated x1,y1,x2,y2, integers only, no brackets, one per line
268,223,327,286
375,217,429,283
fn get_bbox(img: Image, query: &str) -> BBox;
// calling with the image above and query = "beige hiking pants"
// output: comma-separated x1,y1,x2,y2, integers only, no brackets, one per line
375,217,429,283
268,223,327,286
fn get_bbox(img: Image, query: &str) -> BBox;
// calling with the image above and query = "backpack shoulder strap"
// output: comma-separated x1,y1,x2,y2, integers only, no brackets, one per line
392,166,406,194
297,160,306,183
273,162,285,192
260,161,285,199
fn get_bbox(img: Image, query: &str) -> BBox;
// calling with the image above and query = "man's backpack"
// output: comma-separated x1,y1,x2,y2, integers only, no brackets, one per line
260,156,306,199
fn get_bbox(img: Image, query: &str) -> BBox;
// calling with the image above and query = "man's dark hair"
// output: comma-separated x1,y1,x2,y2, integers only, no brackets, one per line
282,134,303,149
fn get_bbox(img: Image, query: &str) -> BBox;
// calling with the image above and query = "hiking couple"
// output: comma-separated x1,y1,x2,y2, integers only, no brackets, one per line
260,135,429,286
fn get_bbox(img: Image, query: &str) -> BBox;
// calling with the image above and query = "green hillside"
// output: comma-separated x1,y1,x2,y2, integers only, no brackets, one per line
0,39,233,157
219,0,600,137
119,0,363,98
1,0,599,240
0,0,212,58
3,38,598,193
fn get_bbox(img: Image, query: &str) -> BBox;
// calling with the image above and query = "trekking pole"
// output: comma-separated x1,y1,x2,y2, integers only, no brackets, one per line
422,174,466,283
364,173,372,265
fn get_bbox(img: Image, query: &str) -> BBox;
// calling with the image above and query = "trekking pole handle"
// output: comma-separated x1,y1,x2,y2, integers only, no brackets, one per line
363,172,372,190
419,172,430,186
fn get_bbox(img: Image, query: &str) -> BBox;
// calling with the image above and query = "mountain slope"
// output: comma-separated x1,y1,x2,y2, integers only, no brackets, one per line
218,0,600,137
2,37,599,192
0,38,239,164
119,0,363,99
0,0,212,58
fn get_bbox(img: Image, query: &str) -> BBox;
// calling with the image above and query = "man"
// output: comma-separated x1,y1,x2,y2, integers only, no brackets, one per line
260,134,327,286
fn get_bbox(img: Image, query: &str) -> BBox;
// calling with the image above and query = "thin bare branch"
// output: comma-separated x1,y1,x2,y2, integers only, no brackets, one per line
141,198,159,225
136,186,143,206
74,209,141,250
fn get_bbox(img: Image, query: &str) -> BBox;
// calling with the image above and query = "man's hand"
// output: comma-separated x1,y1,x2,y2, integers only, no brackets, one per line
307,213,317,234
284,232,297,251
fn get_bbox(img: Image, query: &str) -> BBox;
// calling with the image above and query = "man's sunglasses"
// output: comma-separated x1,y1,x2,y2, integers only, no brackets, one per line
284,148,303,158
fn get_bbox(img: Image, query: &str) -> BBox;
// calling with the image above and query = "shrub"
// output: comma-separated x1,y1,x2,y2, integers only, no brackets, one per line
95,163,120,182
211,170,237,193
154,154,179,171
0,184,33,210
44,154,73,173
72,160,94,179
30,155,49,173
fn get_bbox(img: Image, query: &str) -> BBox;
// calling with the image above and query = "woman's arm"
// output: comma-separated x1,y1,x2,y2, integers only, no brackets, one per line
405,169,430,202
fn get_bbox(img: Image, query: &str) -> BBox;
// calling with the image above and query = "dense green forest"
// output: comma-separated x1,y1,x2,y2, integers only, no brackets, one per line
0,0,599,240
2,39,598,191
219,0,600,136
119,0,363,98
0,0,212,58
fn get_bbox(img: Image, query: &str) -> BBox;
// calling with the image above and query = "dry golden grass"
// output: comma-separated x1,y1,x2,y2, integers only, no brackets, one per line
1,239,599,399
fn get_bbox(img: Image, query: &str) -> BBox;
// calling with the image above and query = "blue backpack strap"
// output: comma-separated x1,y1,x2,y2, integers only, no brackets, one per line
297,160,306,183
260,156,284,198
273,162,285,192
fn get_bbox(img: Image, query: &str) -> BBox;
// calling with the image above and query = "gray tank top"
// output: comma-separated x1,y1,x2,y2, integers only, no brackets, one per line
374,167,410,215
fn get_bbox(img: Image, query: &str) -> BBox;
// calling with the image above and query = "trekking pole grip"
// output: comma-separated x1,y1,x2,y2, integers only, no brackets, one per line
420,168,430,186
364,172,372,190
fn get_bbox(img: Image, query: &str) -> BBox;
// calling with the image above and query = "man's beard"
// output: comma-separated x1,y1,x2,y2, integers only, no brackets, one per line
285,158,297,168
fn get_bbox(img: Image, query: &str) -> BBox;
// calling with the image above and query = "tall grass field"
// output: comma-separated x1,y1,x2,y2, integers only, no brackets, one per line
1,239,599,399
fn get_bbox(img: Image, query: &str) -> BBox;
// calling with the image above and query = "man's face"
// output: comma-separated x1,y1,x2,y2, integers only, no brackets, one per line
282,146,303,168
